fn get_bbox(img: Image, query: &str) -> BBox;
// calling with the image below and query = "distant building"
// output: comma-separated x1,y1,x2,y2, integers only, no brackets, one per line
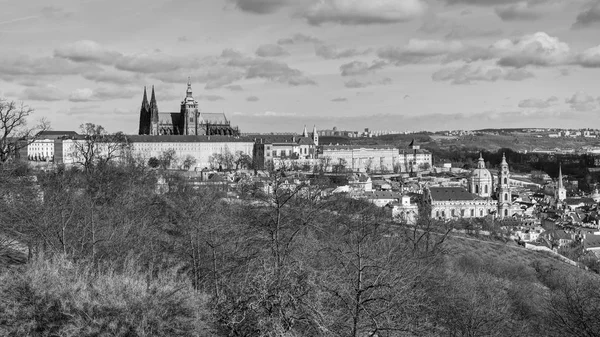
321,145,398,172
138,79,240,136
252,126,318,170
59,135,254,170
26,130,79,162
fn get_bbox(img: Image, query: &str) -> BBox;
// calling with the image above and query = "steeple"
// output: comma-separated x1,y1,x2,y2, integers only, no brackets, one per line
150,86,159,123
312,125,319,146
558,164,564,189
138,87,151,135
302,125,308,137
556,163,567,202
477,152,485,169
501,152,508,166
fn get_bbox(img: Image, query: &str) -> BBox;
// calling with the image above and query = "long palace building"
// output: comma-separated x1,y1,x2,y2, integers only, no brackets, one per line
138,79,240,136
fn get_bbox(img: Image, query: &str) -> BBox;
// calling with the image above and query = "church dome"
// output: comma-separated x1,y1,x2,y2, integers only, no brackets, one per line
468,154,493,197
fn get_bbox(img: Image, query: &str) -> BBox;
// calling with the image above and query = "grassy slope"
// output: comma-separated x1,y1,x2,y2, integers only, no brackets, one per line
444,234,571,269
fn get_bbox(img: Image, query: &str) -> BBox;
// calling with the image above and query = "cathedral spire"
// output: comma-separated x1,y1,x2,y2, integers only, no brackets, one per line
302,125,308,137
150,86,159,123
138,86,151,135
501,152,507,165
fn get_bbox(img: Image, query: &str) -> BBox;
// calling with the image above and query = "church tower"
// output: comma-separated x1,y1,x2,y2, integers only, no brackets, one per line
497,153,512,218
149,86,159,135
556,164,567,201
138,87,151,135
181,78,199,135
302,125,308,137
312,125,319,146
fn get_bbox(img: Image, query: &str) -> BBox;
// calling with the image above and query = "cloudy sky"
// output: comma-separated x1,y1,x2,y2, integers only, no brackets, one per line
1,0,600,133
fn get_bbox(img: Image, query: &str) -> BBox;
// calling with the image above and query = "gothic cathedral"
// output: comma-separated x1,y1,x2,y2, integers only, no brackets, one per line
138,79,240,136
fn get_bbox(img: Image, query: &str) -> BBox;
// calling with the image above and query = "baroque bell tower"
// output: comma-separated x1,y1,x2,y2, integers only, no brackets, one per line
497,153,511,218
181,77,199,135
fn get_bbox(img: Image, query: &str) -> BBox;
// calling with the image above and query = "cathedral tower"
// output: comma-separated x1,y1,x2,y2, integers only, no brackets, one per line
138,87,151,135
181,78,199,135
312,125,319,146
497,153,512,218
556,164,567,201
149,86,159,135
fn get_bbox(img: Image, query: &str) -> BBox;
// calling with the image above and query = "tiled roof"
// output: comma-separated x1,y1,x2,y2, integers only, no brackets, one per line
584,235,600,249
36,131,79,139
252,135,314,145
200,112,228,124
429,187,480,201
364,191,402,199
322,144,398,150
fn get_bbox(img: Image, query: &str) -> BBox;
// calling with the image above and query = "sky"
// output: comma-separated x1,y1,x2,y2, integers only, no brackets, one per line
1,0,600,134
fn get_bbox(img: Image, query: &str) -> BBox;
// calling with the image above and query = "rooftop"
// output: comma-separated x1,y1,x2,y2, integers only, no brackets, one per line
429,187,481,201
127,135,255,143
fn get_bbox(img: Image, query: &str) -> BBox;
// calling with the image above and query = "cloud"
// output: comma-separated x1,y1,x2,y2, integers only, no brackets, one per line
152,66,245,89
573,1,600,28
495,2,544,21
432,65,534,84
493,32,571,67
69,87,138,102
247,96,260,102
377,39,493,65
0,55,92,77
41,6,73,19
331,97,348,102
444,26,503,39
255,44,290,57
227,55,316,86
115,52,199,73
20,86,66,101
198,95,225,101
344,79,370,88
339,60,386,76
178,36,189,42
566,91,597,111
304,0,426,25
255,111,296,117
576,45,600,68
315,44,370,59
230,0,289,14
518,96,558,108
444,0,532,5
54,40,122,65
82,69,141,84
277,33,322,45
379,77,393,85
225,84,244,91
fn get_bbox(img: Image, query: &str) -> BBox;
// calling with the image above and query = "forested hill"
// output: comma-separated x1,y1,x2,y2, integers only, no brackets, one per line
1,162,599,336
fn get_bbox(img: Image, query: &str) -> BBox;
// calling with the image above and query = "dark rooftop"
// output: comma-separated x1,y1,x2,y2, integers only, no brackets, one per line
429,187,481,201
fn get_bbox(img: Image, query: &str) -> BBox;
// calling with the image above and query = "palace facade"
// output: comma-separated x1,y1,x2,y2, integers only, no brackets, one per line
138,80,240,136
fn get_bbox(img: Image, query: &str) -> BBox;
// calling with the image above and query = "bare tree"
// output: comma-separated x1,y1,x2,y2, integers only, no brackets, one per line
71,123,128,172
0,99,49,163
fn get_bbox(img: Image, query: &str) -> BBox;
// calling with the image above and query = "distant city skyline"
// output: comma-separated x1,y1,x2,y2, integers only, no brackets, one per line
1,0,600,134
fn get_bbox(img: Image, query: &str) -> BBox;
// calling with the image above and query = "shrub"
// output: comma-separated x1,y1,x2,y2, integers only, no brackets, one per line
0,256,214,337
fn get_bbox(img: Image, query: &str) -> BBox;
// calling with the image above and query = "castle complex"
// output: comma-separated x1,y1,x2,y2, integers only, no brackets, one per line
138,79,239,136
